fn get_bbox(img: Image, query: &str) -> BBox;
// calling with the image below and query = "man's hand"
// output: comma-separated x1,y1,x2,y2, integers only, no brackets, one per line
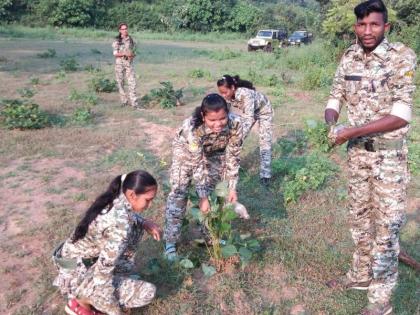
143,220,162,241
227,190,238,203
199,197,211,214
334,128,354,145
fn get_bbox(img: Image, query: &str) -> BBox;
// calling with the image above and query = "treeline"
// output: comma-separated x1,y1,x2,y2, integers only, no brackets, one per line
0,0,320,34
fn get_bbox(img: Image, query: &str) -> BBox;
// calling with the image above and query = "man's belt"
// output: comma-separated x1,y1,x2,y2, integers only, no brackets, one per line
348,137,404,152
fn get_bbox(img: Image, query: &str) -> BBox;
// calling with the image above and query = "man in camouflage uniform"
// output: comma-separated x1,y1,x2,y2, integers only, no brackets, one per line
112,23,138,108
324,1,416,314
53,193,156,315
164,109,243,258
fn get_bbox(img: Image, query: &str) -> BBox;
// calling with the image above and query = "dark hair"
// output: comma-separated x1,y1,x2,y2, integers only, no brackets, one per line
354,0,388,23
217,74,255,91
115,23,133,46
71,170,157,242
192,93,229,129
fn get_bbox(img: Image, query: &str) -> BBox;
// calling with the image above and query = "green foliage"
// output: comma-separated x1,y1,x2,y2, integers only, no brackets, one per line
188,68,211,79
71,107,92,125
89,75,117,93
0,99,49,129
59,57,78,72
36,48,56,58
68,89,98,106
0,0,13,21
302,65,333,89
408,127,420,175
29,76,40,85
141,81,183,109
304,119,332,152
208,48,241,61
17,87,36,98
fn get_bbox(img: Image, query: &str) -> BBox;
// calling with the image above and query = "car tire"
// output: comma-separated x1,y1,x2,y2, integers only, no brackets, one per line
264,43,273,53
247,45,254,52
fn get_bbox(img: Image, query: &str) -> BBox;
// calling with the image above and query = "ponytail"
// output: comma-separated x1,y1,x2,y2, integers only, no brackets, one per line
216,74,255,90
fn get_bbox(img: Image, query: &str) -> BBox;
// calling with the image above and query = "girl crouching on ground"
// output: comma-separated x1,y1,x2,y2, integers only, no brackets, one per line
217,74,274,186
164,93,243,260
53,170,161,315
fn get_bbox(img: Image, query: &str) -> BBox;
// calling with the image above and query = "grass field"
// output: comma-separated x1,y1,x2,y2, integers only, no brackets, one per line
0,27,418,315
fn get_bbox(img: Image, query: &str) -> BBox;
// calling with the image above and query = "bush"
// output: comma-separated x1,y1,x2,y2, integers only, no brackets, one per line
89,75,117,93
17,87,36,98
71,107,92,125
141,81,183,109
302,65,333,90
36,48,56,58
68,89,98,106
59,57,78,71
0,99,49,129
304,119,332,153
188,68,211,79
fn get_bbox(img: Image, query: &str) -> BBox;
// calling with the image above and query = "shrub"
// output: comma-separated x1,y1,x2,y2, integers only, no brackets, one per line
29,76,40,85
17,87,36,98
141,81,183,109
188,68,211,79
68,89,98,106
89,75,117,93
302,66,333,90
304,119,332,153
209,48,241,61
59,57,78,71
36,48,56,58
0,99,49,129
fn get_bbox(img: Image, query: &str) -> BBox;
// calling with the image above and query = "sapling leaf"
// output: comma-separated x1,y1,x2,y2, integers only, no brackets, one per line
221,244,238,258
202,264,217,277
221,209,237,222
239,247,253,262
179,258,194,269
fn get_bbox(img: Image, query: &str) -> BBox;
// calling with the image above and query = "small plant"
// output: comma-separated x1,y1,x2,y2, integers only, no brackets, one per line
17,87,36,98
0,99,49,129
37,48,56,58
304,119,332,153
209,48,241,61
69,89,98,106
89,75,117,93
29,76,40,85
55,70,67,80
189,68,210,79
71,107,93,125
141,81,183,109
60,57,78,72
190,182,260,272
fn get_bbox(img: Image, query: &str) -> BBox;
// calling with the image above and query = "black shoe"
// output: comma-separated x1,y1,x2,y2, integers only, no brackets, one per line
260,177,270,187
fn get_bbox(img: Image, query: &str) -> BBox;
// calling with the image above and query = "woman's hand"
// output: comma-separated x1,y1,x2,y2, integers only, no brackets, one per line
199,197,211,214
143,220,162,241
227,190,238,203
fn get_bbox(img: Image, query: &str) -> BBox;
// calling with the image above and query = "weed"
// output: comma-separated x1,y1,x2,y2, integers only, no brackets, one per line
59,57,78,72
304,119,332,153
36,48,56,58
189,68,211,79
71,107,93,125
0,99,49,129
89,75,117,93
209,48,241,61
68,89,98,106
29,76,40,85
55,70,67,80
141,81,183,109
17,87,36,98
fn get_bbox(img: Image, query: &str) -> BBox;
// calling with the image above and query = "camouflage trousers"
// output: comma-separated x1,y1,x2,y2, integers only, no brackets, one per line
53,258,155,315
115,59,138,107
244,104,273,179
164,145,226,243
346,145,408,304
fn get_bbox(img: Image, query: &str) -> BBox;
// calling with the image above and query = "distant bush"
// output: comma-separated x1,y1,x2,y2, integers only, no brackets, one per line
0,99,49,129
17,87,36,98
209,48,241,61
60,57,78,71
29,76,40,85
188,68,211,79
141,81,183,109
68,89,98,106
89,75,117,93
36,48,56,58
71,107,92,125
302,66,333,90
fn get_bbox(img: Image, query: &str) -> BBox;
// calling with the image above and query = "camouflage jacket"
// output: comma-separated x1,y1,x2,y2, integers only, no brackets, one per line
326,38,416,140
112,36,136,62
229,87,271,137
174,113,243,197
61,193,145,285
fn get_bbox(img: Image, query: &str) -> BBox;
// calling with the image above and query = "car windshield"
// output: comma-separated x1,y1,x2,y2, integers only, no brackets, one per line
291,31,305,38
257,31,273,38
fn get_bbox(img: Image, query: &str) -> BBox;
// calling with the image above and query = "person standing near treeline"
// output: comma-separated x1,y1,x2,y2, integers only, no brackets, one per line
217,75,273,187
324,1,416,314
112,23,139,108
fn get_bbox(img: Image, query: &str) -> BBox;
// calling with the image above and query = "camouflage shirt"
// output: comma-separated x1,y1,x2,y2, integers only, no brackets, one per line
174,113,243,196
326,38,416,140
229,87,271,137
61,193,145,287
112,36,136,62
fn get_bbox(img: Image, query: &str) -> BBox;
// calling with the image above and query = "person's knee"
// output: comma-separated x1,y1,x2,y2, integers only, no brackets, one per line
144,282,156,302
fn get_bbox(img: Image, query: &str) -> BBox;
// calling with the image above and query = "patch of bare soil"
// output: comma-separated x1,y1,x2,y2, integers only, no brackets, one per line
0,157,86,314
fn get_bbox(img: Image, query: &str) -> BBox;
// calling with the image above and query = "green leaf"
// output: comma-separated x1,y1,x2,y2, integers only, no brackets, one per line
202,264,216,277
219,222,231,234
221,209,237,222
246,239,261,251
221,244,238,258
215,181,229,197
190,207,204,223
239,247,253,262
179,258,194,269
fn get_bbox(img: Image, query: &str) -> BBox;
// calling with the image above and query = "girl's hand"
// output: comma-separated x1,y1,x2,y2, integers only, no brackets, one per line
199,197,211,214
143,220,162,241
227,190,238,203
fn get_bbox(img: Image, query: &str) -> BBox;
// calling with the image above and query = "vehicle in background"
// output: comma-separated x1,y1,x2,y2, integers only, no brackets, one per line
287,30,313,46
247,29,288,52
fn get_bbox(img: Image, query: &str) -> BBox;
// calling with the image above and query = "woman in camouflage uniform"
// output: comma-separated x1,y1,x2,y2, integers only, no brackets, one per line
164,94,243,260
53,170,161,315
112,23,138,108
217,75,273,186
